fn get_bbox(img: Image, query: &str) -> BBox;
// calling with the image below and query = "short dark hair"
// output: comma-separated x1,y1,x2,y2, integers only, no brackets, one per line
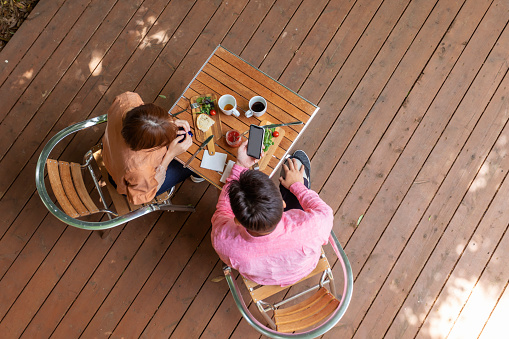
227,170,284,233
121,103,177,151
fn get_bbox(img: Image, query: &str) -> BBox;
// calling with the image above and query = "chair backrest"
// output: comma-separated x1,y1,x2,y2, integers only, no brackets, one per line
242,249,334,303
223,230,353,338
241,249,339,333
273,287,339,333
36,114,195,231
46,159,99,218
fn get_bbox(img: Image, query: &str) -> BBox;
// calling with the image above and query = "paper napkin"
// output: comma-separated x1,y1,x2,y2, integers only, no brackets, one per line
220,160,236,183
200,151,227,172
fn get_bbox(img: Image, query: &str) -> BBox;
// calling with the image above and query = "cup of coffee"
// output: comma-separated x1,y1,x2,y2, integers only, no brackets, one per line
218,94,240,117
245,96,267,118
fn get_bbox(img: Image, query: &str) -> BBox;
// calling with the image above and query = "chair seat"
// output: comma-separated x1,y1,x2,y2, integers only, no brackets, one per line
274,287,340,333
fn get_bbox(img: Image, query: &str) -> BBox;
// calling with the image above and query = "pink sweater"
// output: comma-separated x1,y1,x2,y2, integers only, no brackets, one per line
211,164,333,286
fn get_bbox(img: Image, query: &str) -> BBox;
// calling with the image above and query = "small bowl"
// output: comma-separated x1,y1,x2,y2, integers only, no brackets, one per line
226,130,242,147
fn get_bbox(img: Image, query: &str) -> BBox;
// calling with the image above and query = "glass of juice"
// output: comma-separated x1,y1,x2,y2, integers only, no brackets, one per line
226,129,242,147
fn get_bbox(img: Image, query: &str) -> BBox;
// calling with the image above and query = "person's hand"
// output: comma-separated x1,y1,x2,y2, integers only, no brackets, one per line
167,128,192,157
279,158,305,189
173,119,190,132
236,140,261,168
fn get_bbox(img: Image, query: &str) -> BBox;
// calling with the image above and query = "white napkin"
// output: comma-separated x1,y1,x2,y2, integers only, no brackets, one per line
200,151,227,172
220,160,236,183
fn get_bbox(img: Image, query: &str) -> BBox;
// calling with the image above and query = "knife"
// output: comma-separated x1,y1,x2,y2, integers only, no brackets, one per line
183,134,214,168
169,108,187,117
240,121,304,137
261,121,303,129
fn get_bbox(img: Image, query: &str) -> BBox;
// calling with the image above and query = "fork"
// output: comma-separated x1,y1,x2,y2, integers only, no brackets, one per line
169,103,200,117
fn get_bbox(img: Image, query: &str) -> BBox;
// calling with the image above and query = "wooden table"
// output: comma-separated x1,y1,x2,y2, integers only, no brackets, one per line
169,45,319,189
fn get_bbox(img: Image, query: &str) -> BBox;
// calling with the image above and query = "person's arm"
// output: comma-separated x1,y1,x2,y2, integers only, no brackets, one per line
279,158,333,238
154,120,193,187
211,140,257,227
161,120,193,168
211,162,248,269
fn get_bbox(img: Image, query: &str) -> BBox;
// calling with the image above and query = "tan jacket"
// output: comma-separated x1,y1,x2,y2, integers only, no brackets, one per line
102,92,166,205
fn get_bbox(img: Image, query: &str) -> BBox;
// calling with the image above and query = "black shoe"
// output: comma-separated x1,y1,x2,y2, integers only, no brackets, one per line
190,174,205,183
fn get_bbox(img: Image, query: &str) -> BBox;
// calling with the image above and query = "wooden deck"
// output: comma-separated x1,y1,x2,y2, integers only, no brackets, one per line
0,0,508,338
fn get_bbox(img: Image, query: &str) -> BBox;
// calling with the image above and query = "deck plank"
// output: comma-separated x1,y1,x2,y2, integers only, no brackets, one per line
239,0,303,67
325,1,507,337
0,0,508,338
50,212,162,338
0,0,91,116
478,283,509,339
0,0,128,199
277,0,355,92
257,0,330,80
326,0,489,240
0,0,114,159
80,183,209,338
311,0,443,195
381,11,509,338
20,225,121,339
0,0,66,85
425,187,509,339
136,0,228,104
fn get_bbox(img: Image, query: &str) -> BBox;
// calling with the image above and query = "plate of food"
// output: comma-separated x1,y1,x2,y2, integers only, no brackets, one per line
191,94,222,155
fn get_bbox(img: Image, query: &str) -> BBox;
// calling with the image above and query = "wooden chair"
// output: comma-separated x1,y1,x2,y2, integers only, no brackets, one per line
223,230,353,338
36,114,195,231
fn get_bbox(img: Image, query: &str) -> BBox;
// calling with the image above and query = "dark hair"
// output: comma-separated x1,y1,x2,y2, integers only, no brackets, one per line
121,103,177,151
228,170,284,233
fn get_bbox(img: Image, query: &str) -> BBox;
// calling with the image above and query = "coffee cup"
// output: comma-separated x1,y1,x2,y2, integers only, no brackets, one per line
245,96,267,118
218,94,241,117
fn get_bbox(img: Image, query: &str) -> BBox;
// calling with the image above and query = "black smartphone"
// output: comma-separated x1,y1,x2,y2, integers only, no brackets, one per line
177,127,193,143
247,124,265,159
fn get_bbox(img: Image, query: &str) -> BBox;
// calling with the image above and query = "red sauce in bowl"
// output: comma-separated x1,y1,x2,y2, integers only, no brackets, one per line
226,130,242,147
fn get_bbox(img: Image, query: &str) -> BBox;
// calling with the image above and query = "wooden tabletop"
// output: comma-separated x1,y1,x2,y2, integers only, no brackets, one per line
170,45,319,189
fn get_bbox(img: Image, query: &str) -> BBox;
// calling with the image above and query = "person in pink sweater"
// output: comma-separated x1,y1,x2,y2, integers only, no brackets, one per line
211,140,333,286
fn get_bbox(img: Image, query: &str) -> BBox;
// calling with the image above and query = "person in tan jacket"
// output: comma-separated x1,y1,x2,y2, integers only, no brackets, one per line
102,92,201,205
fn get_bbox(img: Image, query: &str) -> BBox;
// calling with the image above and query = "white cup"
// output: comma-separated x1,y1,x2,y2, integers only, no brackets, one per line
245,96,267,118
218,94,240,117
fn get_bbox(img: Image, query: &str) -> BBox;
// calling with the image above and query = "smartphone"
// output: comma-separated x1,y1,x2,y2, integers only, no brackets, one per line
247,124,265,159
177,127,193,143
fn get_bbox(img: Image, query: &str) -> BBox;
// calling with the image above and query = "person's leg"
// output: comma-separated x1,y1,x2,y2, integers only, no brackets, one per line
280,180,309,211
156,159,193,195
279,150,311,211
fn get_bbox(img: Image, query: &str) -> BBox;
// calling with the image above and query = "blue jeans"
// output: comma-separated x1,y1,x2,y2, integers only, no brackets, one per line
108,159,192,196
156,159,193,195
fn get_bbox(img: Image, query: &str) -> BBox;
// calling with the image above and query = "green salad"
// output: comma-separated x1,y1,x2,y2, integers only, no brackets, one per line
263,128,275,151
195,96,216,115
